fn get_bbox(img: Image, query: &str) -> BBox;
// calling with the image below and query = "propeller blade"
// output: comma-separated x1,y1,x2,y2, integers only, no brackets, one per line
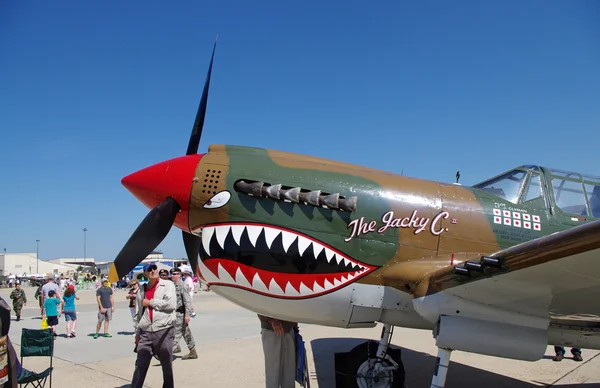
108,197,180,282
186,36,218,156
182,230,201,276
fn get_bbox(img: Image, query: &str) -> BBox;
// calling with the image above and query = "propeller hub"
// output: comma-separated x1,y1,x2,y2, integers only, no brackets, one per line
121,154,204,231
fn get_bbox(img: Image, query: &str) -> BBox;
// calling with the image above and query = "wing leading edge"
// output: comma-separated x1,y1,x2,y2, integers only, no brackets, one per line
417,219,600,327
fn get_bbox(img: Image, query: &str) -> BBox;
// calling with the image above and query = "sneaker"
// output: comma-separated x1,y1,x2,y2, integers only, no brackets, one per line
573,353,583,362
71,331,76,338
93,334,99,339
67,334,71,338
104,333,112,338
553,353,564,362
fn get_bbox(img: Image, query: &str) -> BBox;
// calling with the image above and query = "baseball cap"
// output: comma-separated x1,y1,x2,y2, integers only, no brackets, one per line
159,269,169,276
48,290,56,297
67,284,75,291
143,263,157,272
171,267,182,274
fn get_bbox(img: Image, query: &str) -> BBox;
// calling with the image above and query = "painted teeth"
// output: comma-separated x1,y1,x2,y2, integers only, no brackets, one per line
197,261,367,298
297,236,311,256
197,224,373,298
201,224,365,271
202,227,215,256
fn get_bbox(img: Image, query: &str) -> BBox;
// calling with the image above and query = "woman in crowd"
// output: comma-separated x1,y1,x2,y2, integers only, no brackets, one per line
126,279,140,330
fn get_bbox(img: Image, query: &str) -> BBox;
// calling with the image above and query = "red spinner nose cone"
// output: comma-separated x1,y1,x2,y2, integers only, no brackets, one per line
121,154,204,231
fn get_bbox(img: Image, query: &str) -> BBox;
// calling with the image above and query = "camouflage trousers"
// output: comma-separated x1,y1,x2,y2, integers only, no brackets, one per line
13,303,23,317
173,312,195,350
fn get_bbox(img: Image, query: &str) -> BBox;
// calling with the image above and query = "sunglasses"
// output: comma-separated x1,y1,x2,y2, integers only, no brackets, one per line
146,266,158,272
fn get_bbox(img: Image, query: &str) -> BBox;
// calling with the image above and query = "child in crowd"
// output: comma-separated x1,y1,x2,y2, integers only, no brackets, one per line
43,290,61,336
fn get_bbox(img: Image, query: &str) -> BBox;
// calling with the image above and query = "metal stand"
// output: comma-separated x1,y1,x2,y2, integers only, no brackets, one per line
430,347,452,388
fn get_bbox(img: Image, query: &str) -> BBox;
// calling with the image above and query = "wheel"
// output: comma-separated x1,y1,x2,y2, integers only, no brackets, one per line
334,340,405,388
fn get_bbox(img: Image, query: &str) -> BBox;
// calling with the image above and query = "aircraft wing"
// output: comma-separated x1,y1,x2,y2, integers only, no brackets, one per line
418,219,600,326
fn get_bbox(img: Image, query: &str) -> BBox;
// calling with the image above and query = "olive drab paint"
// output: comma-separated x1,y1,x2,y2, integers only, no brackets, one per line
185,144,599,299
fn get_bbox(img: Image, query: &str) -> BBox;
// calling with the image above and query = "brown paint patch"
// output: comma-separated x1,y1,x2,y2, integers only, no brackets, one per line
188,149,231,229
268,147,448,262
438,183,500,253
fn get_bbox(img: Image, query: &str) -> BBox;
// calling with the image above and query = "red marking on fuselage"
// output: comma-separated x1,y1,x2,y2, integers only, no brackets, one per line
202,258,370,299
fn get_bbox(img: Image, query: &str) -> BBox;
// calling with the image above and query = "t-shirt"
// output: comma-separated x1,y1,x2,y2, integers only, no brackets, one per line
41,282,60,300
96,286,113,309
63,294,76,311
145,281,158,321
184,276,194,295
44,298,60,317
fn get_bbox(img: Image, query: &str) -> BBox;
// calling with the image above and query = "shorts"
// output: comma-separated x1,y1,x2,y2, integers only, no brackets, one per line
98,309,112,322
47,316,59,326
64,310,77,321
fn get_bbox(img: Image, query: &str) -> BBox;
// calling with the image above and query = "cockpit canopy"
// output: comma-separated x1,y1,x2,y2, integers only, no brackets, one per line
472,165,600,218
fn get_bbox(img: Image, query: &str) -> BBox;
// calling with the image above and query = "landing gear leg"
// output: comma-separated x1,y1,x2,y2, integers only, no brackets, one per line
430,347,452,388
376,324,393,359
334,324,405,388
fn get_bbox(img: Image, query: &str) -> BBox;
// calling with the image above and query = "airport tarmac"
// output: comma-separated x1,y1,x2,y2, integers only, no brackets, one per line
1,285,599,387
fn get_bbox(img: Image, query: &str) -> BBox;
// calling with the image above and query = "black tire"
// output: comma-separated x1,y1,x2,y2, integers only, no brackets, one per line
334,341,405,388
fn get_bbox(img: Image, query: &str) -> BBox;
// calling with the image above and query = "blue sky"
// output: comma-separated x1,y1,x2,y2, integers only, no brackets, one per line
1,1,598,262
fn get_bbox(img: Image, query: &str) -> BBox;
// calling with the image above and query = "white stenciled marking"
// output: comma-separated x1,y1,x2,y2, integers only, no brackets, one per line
202,227,215,256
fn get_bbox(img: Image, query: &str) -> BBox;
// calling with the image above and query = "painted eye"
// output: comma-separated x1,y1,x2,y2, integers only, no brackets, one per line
203,190,231,209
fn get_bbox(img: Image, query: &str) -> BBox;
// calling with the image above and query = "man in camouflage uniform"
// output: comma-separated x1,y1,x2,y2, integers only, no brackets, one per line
170,267,197,360
9,282,27,321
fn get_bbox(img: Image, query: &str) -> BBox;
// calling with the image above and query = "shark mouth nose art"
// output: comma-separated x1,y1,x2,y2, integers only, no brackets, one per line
194,223,376,299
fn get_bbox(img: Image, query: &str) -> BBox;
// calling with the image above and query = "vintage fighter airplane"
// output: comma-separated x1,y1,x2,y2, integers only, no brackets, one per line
108,40,600,388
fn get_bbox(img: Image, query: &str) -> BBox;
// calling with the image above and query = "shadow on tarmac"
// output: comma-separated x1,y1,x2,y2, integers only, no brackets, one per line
310,337,600,388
